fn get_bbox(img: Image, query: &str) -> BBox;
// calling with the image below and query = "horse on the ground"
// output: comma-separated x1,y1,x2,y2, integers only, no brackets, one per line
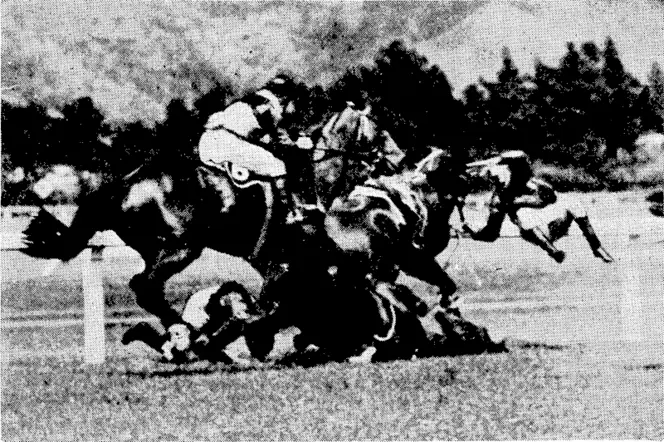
21,104,407,361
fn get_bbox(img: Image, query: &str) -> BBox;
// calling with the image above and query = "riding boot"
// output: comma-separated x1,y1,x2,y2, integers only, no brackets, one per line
521,226,566,263
576,216,614,263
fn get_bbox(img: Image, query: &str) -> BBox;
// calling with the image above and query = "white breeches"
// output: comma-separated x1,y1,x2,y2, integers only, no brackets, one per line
199,129,286,178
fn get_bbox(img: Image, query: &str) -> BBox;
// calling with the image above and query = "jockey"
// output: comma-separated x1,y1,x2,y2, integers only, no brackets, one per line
464,150,566,262
199,74,319,224
122,282,255,362
464,150,613,263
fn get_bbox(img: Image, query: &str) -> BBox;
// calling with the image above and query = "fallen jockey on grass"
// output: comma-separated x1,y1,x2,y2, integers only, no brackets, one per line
464,150,614,263
198,74,322,225
122,282,256,363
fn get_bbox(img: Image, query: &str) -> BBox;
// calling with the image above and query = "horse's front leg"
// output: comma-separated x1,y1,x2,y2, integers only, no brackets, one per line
127,245,203,358
400,248,457,308
398,248,463,337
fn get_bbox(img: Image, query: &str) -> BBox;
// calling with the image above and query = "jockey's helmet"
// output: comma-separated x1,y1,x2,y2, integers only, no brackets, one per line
265,75,299,102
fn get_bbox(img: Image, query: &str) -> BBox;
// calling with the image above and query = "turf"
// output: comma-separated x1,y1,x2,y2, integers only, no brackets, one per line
2,190,663,439
2,344,662,440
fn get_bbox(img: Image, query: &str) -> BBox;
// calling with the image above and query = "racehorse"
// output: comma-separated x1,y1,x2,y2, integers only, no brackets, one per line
322,148,501,358
20,104,408,360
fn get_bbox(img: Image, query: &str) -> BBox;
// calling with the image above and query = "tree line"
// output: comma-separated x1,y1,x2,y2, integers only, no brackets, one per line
2,38,663,203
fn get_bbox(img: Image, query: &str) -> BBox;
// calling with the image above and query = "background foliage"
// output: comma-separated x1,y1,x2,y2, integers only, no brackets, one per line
2,1,663,202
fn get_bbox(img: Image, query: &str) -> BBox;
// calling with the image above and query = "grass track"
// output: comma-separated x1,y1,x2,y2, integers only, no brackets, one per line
2,344,662,440
2,190,663,439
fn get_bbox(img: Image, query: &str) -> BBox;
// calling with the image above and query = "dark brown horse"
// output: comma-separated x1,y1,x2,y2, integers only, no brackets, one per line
323,148,502,357
21,104,406,360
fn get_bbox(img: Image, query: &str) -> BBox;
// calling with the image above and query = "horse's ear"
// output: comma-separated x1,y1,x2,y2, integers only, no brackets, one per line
361,105,372,116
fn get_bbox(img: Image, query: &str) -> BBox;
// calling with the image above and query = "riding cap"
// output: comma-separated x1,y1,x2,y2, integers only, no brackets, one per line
265,75,299,101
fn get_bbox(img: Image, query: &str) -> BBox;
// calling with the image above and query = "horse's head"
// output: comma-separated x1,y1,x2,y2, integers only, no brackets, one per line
314,104,405,206
315,103,365,154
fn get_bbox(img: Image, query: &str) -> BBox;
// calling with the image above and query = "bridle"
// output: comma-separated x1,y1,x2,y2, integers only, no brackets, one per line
309,108,388,171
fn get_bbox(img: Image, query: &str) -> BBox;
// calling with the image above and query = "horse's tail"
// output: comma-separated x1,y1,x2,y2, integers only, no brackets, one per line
22,202,104,262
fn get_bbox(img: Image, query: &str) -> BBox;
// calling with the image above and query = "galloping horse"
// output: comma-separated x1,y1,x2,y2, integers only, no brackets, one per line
21,104,406,360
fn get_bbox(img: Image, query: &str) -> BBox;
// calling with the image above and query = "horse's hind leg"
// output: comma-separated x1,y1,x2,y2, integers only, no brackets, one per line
129,245,204,333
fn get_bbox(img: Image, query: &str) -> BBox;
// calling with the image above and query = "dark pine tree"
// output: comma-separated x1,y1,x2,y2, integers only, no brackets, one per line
598,37,642,159
480,47,535,156
362,40,463,162
643,61,664,132
57,97,107,171
461,83,491,161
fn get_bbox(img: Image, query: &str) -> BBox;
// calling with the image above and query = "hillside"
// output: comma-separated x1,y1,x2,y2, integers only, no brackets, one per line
2,0,663,124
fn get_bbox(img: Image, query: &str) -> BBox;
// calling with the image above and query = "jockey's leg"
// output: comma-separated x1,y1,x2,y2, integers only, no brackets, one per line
573,211,614,263
544,209,575,243
520,224,566,263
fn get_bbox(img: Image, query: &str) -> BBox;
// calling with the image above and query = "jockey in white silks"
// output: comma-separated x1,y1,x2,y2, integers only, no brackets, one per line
198,75,318,224
464,150,613,263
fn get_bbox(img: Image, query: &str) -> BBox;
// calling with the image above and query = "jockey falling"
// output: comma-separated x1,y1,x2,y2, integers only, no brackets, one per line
199,74,320,225
464,150,613,263
463,150,564,261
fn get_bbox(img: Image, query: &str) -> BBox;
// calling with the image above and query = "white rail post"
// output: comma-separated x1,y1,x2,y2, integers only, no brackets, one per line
81,245,105,364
